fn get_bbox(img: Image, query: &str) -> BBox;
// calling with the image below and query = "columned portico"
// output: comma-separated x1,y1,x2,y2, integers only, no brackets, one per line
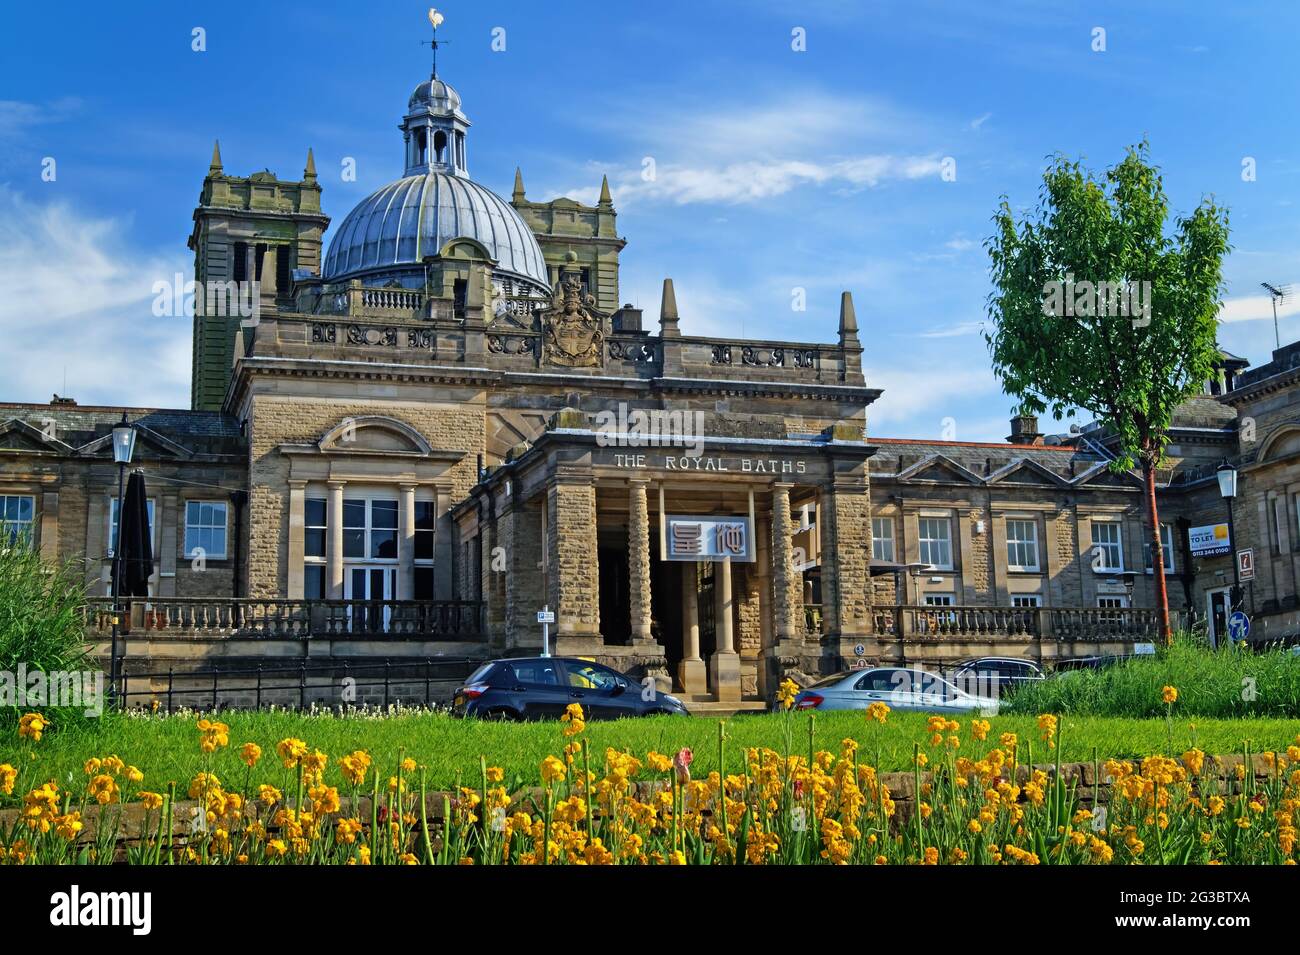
678,562,706,693
709,554,741,701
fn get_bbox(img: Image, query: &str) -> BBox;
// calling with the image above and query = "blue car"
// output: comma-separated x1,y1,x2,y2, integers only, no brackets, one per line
451,656,690,720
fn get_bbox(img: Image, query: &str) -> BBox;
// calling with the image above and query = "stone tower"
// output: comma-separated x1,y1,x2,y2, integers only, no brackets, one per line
188,141,329,411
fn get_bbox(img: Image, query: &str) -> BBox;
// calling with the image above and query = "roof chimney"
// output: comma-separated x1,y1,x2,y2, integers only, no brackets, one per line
1008,414,1042,446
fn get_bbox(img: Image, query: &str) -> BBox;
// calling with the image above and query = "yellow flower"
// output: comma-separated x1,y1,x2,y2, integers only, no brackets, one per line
1036,714,1057,749
1162,685,1178,705
486,766,505,783
265,839,288,858
196,719,230,753
866,702,890,724
970,719,990,741
340,750,372,786
240,743,262,768
401,757,417,772
276,738,308,768
540,755,567,785
0,764,16,796
560,703,586,737
18,713,47,742
777,679,800,710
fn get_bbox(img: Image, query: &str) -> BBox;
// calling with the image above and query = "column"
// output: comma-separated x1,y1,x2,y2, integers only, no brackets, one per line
679,562,706,694
771,484,802,639
433,487,455,599
287,481,306,599
709,556,741,701
398,483,417,600
39,491,59,562
822,481,871,638
628,481,653,643
547,480,600,643
326,480,345,599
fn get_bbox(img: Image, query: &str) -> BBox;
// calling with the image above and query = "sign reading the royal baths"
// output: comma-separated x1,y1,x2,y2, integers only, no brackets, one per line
664,515,755,562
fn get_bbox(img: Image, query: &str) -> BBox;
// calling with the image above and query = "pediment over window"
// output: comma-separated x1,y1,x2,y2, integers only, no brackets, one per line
896,454,984,485
318,416,433,455
77,424,191,460
0,419,75,455
1259,425,1300,464
987,457,1069,488
1072,461,1142,489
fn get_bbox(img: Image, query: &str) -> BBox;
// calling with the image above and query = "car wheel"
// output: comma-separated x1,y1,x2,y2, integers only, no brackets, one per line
482,708,518,722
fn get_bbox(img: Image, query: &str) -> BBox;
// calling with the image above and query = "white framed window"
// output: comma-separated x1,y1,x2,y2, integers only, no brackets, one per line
1005,518,1040,572
1097,595,1129,608
917,517,952,570
303,497,327,599
923,594,954,606
413,499,437,599
871,516,895,562
185,500,228,560
1011,594,1042,607
1143,523,1175,574
108,497,156,558
343,498,398,561
1,494,35,546
1090,520,1124,571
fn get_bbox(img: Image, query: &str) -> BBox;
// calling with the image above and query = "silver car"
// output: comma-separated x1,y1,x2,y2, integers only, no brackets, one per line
791,666,1000,714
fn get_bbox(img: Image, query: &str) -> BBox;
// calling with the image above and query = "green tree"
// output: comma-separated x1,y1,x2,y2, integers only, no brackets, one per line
985,143,1230,643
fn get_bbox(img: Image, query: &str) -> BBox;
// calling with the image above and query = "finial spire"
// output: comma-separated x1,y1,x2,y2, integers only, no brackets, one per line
838,290,861,351
303,147,317,182
659,278,681,338
427,8,445,78
513,167,526,202
598,174,613,208
209,139,223,175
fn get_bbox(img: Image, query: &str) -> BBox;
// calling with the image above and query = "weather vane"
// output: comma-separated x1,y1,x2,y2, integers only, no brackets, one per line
422,8,449,79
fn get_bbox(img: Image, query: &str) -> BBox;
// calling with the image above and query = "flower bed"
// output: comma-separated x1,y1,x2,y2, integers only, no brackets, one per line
2,686,1298,865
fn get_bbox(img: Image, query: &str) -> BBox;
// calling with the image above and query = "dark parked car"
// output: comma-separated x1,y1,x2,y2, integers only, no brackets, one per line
948,657,1044,698
450,656,690,720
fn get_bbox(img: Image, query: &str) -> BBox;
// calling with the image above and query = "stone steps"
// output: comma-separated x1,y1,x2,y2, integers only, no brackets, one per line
682,699,770,717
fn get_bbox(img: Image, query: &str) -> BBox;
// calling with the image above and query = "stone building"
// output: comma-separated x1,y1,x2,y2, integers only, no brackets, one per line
1,55,1296,703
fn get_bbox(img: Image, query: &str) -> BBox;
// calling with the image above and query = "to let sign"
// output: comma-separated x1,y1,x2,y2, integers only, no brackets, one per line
664,515,754,562
1189,523,1231,557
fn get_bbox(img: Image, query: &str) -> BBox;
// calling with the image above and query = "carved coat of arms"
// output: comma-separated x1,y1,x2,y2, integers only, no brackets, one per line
541,269,606,368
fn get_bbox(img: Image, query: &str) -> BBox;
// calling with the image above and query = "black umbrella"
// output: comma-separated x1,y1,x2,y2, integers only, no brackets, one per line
118,470,153,598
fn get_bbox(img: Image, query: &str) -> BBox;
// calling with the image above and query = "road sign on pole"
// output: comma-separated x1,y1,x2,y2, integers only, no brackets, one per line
537,606,555,656
1227,610,1250,644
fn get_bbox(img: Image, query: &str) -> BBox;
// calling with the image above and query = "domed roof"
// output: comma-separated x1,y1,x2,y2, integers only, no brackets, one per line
408,77,462,114
322,171,549,287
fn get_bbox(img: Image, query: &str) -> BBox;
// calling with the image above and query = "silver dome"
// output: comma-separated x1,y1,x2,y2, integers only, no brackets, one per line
322,171,549,287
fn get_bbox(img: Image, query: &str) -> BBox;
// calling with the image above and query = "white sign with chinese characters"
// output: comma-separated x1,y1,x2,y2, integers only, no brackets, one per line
664,515,755,562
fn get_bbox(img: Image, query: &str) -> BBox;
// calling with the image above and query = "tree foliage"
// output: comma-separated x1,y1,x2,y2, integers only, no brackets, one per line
984,142,1230,470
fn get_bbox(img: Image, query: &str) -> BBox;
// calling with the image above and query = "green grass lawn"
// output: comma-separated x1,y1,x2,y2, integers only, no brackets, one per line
3,707,1297,798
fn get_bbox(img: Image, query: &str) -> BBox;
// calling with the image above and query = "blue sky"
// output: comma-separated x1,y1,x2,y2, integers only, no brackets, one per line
2,1,1299,439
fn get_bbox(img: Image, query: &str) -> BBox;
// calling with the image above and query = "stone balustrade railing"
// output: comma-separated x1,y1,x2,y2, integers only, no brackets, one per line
85,597,483,640
869,605,1183,641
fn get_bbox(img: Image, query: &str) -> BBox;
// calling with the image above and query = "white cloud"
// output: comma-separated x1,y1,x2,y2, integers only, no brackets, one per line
968,112,992,131
1218,288,1300,324
0,186,191,407
543,89,947,208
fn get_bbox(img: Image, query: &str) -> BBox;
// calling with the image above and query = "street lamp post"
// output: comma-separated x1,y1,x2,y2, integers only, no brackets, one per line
1216,461,1242,615
109,414,137,705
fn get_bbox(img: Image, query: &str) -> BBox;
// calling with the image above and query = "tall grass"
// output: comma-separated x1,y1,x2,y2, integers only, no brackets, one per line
0,544,94,727
1005,637,1300,718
